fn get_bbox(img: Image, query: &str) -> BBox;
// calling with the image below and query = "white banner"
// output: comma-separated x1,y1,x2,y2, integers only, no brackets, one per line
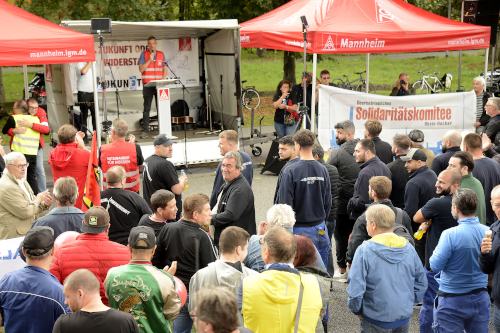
318,86,476,154
0,237,26,279
71,38,200,92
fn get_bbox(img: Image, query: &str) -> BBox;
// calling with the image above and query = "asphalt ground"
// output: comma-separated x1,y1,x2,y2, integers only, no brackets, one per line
38,126,494,332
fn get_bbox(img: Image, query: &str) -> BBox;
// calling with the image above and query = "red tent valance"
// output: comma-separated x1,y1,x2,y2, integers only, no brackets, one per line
240,0,491,54
0,0,95,66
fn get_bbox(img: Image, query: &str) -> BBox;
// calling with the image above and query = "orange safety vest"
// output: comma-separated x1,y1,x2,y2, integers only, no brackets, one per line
141,50,165,85
100,141,140,192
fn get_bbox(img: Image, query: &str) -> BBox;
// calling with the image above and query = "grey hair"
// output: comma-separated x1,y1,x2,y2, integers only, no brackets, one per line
266,204,296,230
53,177,78,206
473,76,486,89
492,184,500,200
223,151,242,169
4,152,26,165
489,97,500,111
443,130,462,147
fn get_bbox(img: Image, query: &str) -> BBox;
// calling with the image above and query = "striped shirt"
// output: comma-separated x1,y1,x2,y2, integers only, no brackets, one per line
476,92,484,121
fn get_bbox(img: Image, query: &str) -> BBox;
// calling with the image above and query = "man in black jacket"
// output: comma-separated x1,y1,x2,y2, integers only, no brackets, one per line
313,143,339,275
347,138,391,221
273,135,298,203
387,134,411,209
364,119,393,164
212,151,256,246
480,185,500,333
431,130,461,176
402,148,437,264
152,193,218,333
347,176,413,263
327,120,360,278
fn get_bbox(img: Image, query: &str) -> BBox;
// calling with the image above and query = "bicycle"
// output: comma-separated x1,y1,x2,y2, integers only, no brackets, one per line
241,80,261,110
412,71,452,94
331,71,366,91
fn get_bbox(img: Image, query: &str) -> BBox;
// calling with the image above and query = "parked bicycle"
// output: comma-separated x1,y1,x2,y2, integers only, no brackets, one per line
331,71,366,91
241,80,261,110
412,71,453,94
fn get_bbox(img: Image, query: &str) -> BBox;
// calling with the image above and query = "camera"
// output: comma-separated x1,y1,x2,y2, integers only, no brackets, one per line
400,80,406,85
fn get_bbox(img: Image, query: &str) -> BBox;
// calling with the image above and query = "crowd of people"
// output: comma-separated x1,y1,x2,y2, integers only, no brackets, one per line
0,90,499,333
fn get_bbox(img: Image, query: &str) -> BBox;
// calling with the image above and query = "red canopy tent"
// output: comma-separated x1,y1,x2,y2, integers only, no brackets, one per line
0,0,95,66
240,0,490,53
240,0,491,131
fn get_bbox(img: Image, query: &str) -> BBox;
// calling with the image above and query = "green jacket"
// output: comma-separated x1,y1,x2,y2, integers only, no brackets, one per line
105,261,181,333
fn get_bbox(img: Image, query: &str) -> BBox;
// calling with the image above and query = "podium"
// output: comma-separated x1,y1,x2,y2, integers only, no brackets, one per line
145,79,179,137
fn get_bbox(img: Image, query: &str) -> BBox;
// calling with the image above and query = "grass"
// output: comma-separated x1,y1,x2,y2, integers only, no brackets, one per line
1,51,486,127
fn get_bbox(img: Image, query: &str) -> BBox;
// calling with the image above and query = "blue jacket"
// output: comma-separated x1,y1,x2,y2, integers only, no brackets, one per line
430,216,488,294
347,233,427,328
0,266,70,333
32,206,83,239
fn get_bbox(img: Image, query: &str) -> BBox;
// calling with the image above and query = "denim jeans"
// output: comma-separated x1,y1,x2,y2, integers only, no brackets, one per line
173,295,192,333
274,121,297,138
293,222,330,268
360,318,409,333
419,270,438,333
432,290,489,333
36,148,46,192
326,220,335,276
494,304,500,333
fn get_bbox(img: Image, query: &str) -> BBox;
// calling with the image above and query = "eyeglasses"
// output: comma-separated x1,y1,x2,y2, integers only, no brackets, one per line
10,163,29,169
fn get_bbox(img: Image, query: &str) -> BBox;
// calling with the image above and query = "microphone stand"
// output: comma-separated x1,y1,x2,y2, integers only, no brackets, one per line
163,60,191,171
107,63,122,119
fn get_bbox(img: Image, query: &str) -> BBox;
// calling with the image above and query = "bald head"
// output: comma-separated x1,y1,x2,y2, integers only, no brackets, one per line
492,185,500,222
64,269,100,294
106,165,126,187
443,130,462,149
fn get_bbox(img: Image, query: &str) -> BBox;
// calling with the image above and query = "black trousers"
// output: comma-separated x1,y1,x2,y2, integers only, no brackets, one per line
25,154,38,195
333,213,354,269
78,91,96,132
142,86,158,132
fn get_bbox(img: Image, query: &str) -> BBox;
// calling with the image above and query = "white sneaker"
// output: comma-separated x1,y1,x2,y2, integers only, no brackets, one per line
337,271,348,283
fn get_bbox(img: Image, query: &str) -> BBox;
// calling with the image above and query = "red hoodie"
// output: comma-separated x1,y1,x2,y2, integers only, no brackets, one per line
49,142,90,208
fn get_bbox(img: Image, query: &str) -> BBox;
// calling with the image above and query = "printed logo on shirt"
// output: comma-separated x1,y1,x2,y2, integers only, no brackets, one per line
300,176,325,185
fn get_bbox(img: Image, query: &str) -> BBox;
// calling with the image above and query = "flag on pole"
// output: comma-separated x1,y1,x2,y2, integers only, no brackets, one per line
82,131,101,211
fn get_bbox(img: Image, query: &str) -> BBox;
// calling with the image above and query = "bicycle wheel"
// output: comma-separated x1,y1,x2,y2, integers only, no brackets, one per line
242,88,260,110
432,82,443,94
355,83,366,92
412,81,430,94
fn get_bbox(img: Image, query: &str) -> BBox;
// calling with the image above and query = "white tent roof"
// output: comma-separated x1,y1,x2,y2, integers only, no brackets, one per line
62,19,240,41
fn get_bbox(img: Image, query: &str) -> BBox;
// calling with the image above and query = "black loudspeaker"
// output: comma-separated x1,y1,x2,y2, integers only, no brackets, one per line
464,0,500,45
261,140,287,175
90,18,112,34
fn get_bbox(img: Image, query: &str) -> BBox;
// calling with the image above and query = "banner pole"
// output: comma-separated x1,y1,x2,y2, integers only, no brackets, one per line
366,54,370,93
311,53,317,133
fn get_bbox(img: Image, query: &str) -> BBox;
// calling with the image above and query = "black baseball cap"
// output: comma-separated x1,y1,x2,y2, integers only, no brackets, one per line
153,134,174,147
82,206,110,234
408,129,425,143
128,226,156,249
401,148,427,162
22,226,54,256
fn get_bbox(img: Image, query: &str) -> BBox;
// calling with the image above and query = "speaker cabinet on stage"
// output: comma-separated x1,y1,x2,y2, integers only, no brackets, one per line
464,0,500,45
91,18,112,34
261,139,287,175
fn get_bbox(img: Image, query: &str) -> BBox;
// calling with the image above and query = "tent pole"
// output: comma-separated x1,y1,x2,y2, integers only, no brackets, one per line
366,54,370,93
484,48,489,81
92,62,102,149
23,65,29,99
311,53,317,133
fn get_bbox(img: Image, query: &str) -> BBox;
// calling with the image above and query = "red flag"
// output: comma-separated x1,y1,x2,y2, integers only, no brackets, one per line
81,131,101,211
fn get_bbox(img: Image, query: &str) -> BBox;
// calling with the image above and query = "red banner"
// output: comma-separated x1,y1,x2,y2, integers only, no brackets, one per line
82,132,101,211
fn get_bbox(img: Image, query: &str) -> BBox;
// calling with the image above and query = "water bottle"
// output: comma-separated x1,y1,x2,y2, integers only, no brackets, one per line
414,222,430,241
180,170,189,190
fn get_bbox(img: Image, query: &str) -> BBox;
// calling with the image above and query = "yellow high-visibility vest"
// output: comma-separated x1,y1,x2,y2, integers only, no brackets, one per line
11,114,40,155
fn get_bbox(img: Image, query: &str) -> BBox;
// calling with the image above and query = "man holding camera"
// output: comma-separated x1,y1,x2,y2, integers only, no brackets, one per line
138,36,167,139
390,73,411,96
